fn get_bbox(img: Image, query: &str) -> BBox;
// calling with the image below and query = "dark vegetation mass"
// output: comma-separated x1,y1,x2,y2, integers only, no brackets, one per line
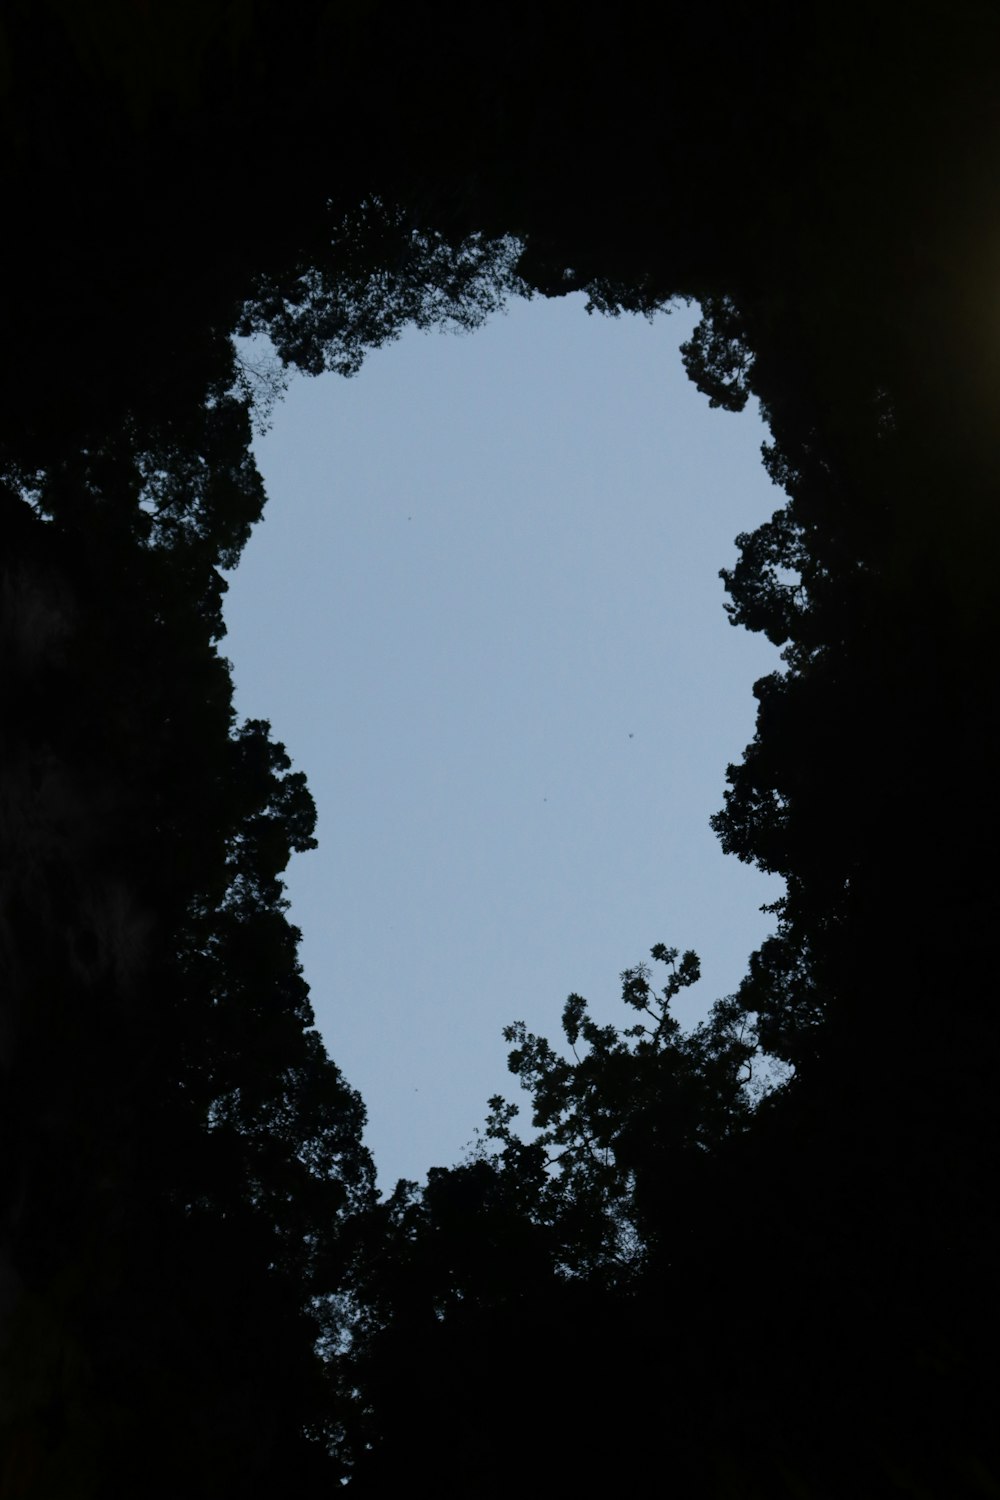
0,3,997,1494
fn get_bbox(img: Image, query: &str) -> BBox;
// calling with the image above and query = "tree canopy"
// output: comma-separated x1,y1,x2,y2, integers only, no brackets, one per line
1,1,998,1494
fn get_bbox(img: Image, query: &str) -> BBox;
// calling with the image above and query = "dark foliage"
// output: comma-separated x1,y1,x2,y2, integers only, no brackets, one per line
1,1,998,1494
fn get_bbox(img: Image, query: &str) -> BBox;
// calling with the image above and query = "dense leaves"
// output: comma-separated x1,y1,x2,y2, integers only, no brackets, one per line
240,203,528,381
479,945,765,1280
0,478,377,1493
1,1,999,1494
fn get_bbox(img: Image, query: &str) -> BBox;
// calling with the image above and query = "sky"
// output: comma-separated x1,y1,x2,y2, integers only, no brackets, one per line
221,292,785,1192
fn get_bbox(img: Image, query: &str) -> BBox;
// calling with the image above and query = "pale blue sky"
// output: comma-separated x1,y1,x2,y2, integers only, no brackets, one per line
222,293,784,1191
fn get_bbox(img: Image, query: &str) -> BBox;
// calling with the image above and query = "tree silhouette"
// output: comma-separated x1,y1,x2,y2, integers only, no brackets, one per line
1,0,999,1492
477,945,768,1279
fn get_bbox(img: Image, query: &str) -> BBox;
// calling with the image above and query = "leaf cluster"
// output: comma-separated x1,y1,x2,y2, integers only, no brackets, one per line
477,945,767,1282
